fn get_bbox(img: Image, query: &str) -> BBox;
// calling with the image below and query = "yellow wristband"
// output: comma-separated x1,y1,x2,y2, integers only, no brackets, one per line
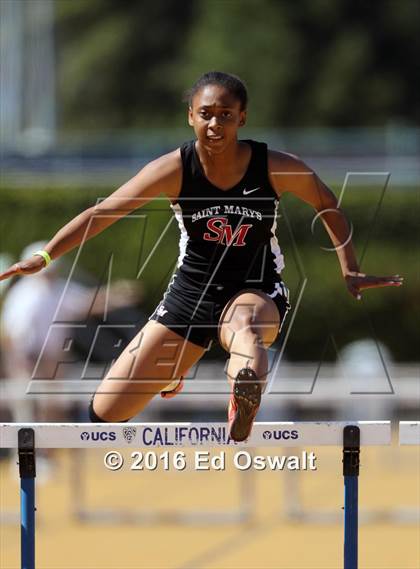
33,250,52,267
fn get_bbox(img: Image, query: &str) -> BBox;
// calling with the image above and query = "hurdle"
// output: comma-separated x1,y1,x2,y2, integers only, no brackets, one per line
0,421,390,569
399,421,420,445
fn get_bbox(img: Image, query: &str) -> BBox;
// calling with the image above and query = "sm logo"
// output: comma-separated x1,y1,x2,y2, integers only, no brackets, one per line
203,217,252,247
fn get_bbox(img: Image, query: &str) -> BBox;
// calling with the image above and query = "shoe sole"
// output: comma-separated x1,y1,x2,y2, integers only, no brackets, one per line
160,377,184,399
229,375,261,442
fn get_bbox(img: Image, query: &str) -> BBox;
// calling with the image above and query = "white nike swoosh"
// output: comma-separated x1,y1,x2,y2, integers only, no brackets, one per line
243,187,260,195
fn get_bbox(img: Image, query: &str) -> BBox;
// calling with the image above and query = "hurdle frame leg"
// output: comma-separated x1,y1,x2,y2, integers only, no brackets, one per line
18,428,36,569
343,425,360,569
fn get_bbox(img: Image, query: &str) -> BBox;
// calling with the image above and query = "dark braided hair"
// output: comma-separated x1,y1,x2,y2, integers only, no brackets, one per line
184,71,248,110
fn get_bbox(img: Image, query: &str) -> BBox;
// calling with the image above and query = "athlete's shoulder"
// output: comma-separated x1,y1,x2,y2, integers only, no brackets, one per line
267,149,315,197
145,148,182,176
246,140,309,170
267,149,311,173
142,148,183,200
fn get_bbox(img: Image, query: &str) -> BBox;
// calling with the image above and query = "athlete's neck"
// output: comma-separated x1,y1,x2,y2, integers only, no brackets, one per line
195,139,251,190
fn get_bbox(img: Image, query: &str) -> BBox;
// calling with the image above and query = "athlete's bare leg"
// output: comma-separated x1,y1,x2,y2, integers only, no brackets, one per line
92,321,206,421
218,290,280,384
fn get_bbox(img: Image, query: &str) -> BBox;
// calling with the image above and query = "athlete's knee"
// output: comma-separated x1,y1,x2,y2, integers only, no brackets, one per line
88,396,130,423
233,309,280,345
226,305,255,329
230,325,264,349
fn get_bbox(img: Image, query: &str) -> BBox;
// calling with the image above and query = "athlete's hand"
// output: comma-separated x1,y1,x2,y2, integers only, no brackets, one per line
345,271,404,300
0,256,47,282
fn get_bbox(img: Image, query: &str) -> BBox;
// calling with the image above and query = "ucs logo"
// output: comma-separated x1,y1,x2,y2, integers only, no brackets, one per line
79,431,117,441
262,430,299,440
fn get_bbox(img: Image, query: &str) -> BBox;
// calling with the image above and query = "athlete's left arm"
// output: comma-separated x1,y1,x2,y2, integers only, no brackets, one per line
267,150,403,299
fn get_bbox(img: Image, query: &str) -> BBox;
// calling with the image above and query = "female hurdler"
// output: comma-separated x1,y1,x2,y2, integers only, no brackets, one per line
0,72,403,441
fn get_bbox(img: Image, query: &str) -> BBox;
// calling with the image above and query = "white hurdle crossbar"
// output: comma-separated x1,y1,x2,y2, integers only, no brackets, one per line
0,421,391,569
0,421,390,448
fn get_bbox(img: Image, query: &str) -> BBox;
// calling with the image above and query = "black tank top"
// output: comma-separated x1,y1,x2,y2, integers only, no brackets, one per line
171,139,284,287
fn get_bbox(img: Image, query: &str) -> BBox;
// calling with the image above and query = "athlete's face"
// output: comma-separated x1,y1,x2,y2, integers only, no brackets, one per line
188,84,247,153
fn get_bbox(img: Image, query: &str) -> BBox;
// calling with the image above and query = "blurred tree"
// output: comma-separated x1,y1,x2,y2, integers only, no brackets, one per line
173,0,300,127
56,0,195,128
289,0,420,125
56,0,419,128
182,0,419,126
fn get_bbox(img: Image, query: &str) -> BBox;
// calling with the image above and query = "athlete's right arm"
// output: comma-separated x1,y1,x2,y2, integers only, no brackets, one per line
0,150,182,281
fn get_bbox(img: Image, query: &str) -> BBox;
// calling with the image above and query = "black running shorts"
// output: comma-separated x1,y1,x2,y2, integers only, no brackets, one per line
149,272,290,349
